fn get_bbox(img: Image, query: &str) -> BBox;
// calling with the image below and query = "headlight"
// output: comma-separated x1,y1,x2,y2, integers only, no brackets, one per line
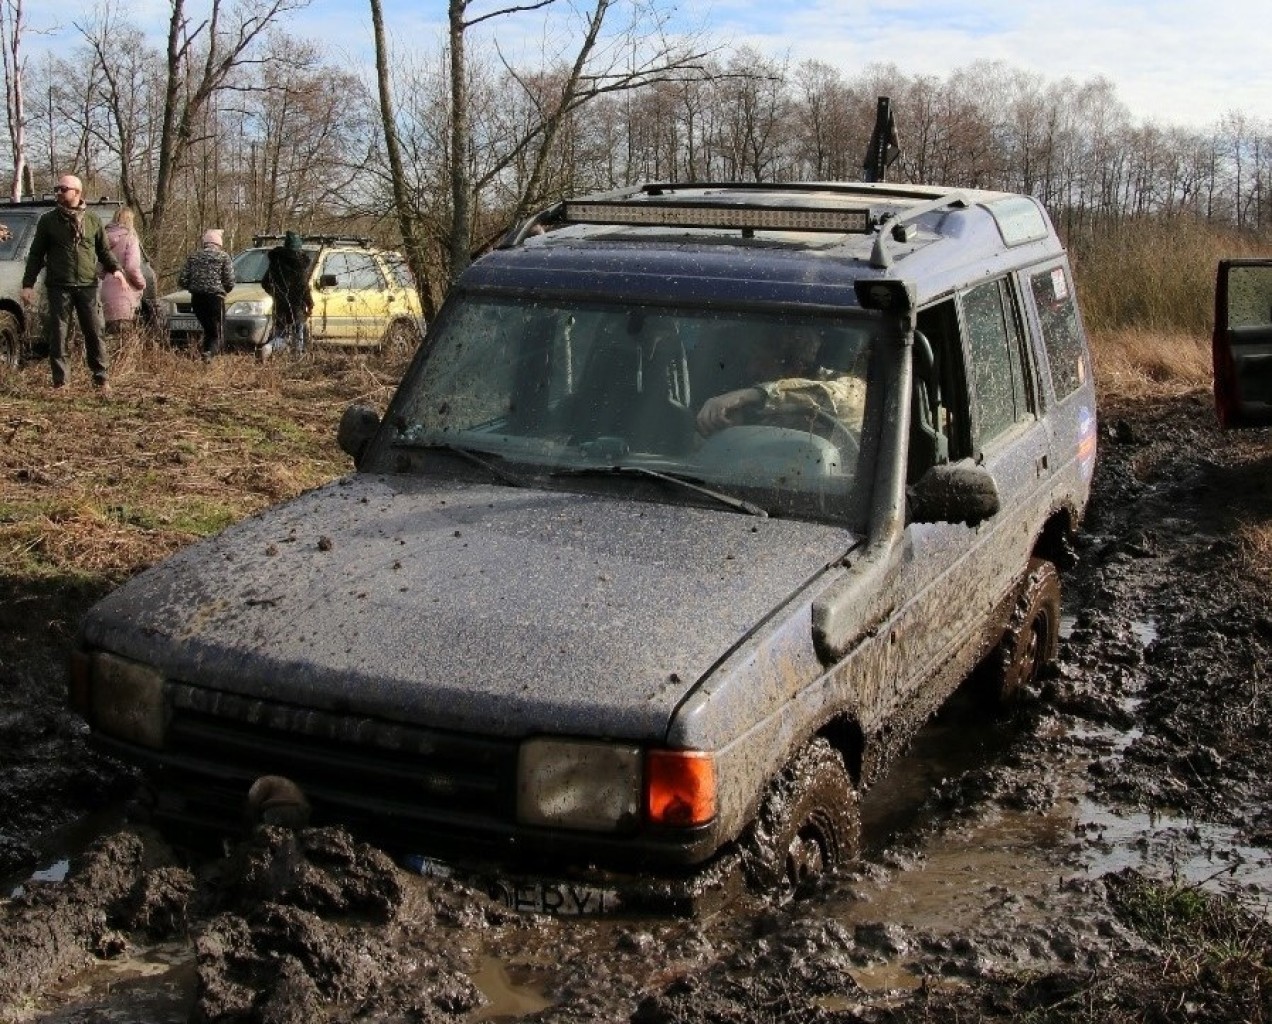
517,739,640,831
87,652,168,749
226,299,270,317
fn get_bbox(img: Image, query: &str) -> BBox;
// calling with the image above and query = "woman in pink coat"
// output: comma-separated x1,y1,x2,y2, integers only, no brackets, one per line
98,206,147,334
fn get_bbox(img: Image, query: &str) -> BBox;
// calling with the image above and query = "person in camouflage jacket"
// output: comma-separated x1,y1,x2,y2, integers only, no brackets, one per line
178,228,236,361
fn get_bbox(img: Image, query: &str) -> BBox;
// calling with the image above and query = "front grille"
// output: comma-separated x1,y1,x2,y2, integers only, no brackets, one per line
163,681,519,840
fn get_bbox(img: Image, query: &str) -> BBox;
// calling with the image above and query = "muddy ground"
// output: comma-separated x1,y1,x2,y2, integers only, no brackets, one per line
4,385,1272,1023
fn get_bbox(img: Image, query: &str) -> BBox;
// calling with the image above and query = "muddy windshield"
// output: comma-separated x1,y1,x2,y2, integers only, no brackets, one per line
376,296,881,524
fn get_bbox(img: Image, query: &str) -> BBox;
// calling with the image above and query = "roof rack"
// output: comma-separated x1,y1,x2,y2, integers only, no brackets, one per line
499,181,966,251
251,234,371,248
1,194,122,207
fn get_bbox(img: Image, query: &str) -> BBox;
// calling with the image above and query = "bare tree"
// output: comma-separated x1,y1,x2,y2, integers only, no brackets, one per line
0,0,38,198
430,0,713,284
148,0,311,265
371,0,433,317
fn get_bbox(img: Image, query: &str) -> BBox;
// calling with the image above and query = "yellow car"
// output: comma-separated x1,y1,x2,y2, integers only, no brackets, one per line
162,235,424,352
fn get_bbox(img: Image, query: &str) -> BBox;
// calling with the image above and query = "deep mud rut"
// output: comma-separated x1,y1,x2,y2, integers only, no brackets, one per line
4,388,1272,1023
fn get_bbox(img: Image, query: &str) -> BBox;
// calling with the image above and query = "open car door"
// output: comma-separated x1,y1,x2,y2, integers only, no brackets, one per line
1214,259,1272,428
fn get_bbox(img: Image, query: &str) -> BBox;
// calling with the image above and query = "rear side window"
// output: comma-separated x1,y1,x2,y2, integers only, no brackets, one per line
0,211,38,260
1028,266,1088,397
961,277,1034,444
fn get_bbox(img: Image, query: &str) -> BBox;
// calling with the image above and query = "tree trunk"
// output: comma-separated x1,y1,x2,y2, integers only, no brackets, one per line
371,0,434,319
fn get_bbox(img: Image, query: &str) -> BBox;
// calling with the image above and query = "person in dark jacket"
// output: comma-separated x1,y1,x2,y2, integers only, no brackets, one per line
259,230,312,359
178,228,236,361
21,174,129,390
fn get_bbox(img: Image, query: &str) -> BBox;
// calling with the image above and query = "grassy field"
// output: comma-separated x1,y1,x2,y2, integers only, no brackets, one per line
1,339,409,588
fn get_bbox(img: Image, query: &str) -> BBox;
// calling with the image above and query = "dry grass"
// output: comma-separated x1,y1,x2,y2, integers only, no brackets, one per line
1088,327,1212,401
1073,217,1263,336
1,334,408,586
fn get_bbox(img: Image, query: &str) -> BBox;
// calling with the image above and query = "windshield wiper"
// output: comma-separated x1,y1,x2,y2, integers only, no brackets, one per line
393,440,525,487
554,465,768,518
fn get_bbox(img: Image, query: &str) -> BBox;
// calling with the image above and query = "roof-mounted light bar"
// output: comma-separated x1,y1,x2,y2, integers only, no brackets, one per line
561,200,872,234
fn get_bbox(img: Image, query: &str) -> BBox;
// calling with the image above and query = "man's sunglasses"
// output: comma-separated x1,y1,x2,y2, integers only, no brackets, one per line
54,185,78,193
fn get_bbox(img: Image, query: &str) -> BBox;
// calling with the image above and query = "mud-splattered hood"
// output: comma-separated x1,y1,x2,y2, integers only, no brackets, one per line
80,473,856,740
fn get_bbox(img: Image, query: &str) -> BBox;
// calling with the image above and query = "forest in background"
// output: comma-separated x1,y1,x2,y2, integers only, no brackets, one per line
4,0,1270,329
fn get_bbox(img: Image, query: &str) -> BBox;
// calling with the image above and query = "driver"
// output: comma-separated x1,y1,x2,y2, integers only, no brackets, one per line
695,326,866,437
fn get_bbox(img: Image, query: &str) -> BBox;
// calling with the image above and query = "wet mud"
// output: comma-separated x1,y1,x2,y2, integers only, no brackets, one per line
5,390,1272,1022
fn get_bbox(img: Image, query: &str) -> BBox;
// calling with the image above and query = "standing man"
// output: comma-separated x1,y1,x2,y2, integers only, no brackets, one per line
20,174,128,390
259,230,313,360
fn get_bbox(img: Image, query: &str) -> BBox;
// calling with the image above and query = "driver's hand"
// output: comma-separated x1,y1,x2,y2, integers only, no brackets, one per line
697,387,764,436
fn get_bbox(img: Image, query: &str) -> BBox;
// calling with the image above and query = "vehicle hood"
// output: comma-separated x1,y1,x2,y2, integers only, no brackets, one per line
162,282,268,307
81,474,856,740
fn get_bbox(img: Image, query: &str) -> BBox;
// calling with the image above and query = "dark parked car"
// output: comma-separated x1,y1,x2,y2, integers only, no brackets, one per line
71,182,1097,914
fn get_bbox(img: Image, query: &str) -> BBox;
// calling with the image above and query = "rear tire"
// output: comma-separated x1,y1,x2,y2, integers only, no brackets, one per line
981,557,1061,707
0,310,22,368
744,737,860,894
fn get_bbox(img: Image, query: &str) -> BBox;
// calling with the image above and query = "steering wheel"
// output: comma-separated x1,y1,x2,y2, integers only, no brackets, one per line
725,404,859,469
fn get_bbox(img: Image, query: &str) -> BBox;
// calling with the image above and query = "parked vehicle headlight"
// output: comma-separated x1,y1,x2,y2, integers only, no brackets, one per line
226,299,270,317
517,739,641,831
75,651,168,750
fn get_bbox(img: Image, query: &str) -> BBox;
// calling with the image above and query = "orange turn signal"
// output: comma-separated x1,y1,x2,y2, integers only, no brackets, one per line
645,750,716,827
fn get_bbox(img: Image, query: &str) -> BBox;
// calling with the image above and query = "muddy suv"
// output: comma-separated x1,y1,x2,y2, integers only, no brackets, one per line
0,196,158,366
161,235,423,353
71,182,1096,912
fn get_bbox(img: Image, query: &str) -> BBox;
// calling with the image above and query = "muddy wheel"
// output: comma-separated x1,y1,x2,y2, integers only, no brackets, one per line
0,310,22,368
379,319,420,355
744,737,860,893
982,556,1060,706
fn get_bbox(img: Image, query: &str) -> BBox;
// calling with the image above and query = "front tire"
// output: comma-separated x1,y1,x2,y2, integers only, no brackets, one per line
744,737,860,894
0,310,23,368
981,557,1061,707
379,319,420,355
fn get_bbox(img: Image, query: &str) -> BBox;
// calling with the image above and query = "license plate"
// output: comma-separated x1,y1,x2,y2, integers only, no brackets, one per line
402,855,622,916
169,316,199,332
487,878,623,916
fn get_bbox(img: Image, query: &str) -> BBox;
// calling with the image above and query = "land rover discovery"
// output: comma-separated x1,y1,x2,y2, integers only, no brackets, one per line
71,182,1097,913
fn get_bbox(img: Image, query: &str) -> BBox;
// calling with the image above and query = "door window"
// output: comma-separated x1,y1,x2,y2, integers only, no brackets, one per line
1226,264,1272,329
320,251,385,290
962,278,1035,444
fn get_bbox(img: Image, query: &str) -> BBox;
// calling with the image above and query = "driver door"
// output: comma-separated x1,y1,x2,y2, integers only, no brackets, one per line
1214,259,1272,428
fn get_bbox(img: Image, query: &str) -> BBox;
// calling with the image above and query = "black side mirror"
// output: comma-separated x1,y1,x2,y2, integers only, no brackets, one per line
337,404,381,466
907,459,1000,526
318,273,339,289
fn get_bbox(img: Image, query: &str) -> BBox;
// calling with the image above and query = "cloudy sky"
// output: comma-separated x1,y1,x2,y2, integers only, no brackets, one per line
27,0,1271,131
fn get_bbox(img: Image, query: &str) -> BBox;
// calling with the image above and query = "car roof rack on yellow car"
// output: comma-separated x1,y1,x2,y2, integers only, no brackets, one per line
251,234,372,248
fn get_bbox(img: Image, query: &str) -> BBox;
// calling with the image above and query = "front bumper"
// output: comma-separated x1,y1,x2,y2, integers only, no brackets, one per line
166,314,269,348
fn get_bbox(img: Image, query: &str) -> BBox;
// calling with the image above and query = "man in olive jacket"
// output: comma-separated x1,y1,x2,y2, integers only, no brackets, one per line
20,174,128,390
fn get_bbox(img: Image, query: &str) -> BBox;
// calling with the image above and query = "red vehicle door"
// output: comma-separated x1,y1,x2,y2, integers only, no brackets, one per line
1214,258,1272,428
